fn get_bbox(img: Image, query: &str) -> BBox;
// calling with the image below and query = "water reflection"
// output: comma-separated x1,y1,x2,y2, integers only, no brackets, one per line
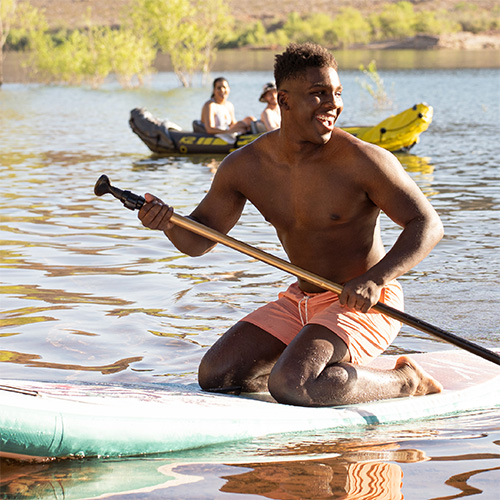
1,67,499,498
219,457,407,499
2,431,499,499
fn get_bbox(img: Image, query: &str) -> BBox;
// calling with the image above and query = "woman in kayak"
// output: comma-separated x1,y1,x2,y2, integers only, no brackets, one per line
201,77,255,143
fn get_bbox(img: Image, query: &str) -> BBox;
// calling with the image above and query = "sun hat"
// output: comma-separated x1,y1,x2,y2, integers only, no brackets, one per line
259,82,277,102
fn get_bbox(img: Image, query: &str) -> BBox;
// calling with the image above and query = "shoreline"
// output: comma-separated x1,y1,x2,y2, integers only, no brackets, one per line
361,32,500,50
4,41,499,84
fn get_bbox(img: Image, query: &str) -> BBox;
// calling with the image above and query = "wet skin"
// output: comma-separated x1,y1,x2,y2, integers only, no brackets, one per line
139,65,444,406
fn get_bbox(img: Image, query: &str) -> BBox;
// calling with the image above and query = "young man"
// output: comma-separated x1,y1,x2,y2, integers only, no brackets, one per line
138,43,444,407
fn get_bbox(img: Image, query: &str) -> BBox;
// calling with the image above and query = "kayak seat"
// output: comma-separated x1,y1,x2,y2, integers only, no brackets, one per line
193,119,267,135
250,120,267,134
192,120,206,133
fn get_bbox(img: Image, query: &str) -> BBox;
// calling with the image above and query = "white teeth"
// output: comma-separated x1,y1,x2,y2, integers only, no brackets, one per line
317,114,334,128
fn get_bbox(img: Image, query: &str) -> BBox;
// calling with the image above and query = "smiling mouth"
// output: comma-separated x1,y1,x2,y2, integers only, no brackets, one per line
316,114,336,130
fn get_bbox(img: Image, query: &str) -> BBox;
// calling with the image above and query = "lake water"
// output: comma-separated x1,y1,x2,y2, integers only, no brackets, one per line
1,50,499,498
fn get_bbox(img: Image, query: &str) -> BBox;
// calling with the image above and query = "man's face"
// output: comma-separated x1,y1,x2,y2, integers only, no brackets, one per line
279,66,343,144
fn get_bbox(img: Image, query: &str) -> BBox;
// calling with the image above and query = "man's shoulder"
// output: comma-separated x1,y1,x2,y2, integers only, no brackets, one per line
238,130,278,156
331,128,395,161
219,133,276,174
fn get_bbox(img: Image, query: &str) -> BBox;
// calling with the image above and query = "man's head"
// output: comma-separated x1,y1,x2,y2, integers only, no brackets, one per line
274,43,338,90
273,44,343,144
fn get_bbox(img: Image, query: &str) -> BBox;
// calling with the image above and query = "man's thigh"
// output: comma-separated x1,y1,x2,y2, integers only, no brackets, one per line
273,324,350,375
268,324,350,397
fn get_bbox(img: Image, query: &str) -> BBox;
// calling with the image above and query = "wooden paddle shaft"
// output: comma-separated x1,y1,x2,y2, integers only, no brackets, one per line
170,212,500,367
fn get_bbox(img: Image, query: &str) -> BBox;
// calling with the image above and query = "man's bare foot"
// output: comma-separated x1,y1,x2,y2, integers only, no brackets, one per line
395,356,444,396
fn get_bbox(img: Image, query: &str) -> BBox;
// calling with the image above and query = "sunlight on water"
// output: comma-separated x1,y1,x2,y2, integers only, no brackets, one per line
0,61,499,499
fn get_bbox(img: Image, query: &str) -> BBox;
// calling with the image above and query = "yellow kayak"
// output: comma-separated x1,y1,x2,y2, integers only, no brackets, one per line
129,103,433,155
342,103,433,152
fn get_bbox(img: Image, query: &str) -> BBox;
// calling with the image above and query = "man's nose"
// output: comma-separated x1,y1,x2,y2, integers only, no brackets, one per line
324,93,342,108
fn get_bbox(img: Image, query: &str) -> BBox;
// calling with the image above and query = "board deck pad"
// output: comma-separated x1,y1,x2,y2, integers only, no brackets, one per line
1,350,499,461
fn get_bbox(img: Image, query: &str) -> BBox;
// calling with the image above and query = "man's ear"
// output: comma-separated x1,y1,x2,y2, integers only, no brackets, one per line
278,90,289,110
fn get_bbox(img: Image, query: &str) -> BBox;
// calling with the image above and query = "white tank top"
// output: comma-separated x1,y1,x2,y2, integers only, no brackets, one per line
212,101,237,143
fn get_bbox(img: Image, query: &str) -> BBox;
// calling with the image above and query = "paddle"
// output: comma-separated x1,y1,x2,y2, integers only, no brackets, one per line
94,175,500,367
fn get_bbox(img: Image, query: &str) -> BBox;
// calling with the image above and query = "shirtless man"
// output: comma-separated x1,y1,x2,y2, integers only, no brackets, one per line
139,43,444,407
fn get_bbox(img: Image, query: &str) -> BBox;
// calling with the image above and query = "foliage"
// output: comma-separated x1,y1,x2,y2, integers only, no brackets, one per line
282,12,337,45
373,1,416,40
6,0,233,87
413,10,461,35
356,60,392,108
451,2,500,33
13,6,155,87
127,0,234,86
1,0,17,47
3,0,499,88
330,7,371,48
225,1,497,49
1,0,19,84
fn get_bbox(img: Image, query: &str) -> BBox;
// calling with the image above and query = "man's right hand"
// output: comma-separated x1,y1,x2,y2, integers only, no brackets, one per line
138,193,175,232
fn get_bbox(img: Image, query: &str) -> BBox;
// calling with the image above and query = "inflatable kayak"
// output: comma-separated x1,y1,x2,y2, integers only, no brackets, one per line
129,103,433,155
1,350,499,461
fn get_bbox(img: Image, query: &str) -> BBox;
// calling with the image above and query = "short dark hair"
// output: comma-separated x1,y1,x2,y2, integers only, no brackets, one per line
274,43,338,89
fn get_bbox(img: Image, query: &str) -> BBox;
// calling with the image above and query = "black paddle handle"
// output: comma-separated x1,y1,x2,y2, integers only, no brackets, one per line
94,174,145,211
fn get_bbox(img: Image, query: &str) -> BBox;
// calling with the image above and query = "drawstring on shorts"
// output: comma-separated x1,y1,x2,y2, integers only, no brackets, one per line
298,295,310,326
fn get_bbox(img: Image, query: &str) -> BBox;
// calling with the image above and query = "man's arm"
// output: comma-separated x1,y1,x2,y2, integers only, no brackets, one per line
340,147,444,312
138,157,247,256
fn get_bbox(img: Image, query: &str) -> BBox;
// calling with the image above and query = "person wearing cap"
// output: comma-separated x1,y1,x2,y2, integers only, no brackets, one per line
259,82,281,131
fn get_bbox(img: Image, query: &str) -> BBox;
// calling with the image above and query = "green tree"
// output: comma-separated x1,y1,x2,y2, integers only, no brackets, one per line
128,0,233,86
414,9,460,35
12,5,155,88
331,7,371,48
374,1,416,40
0,0,18,85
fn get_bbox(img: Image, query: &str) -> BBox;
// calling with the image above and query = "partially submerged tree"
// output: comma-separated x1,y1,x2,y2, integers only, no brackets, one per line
10,5,155,88
128,0,234,86
0,0,18,86
4,0,234,88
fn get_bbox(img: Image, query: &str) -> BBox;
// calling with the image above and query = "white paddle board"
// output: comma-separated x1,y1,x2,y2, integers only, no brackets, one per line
1,350,499,461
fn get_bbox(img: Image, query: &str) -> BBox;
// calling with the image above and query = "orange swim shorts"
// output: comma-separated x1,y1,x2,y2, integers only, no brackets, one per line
242,281,404,365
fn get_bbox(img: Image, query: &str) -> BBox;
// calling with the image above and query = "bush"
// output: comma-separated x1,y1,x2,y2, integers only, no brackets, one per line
330,7,371,48
413,10,461,35
374,1,416,40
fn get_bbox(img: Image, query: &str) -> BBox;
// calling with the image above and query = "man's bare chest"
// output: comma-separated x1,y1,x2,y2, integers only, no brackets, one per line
242,165,369,232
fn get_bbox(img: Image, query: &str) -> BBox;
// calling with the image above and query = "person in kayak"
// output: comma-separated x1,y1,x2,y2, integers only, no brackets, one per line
259,82,281,131
201,77,256,143
138,43,444,407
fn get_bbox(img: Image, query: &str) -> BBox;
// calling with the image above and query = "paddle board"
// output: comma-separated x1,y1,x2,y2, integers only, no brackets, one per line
1,350,499,461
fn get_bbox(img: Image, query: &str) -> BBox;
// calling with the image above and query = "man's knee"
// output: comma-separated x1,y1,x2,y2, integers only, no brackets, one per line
198,349,219,390
267,367,306,405
268,362,356,407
